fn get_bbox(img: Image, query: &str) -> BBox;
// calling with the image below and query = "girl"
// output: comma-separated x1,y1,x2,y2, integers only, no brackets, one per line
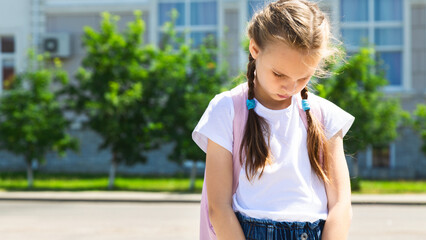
192,0,355,239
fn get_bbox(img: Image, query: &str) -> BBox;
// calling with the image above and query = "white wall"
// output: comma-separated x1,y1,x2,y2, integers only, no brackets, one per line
0,0,32,74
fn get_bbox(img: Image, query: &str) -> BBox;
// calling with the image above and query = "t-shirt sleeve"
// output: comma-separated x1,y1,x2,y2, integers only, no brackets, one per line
317,96,355,140
192,91,234,154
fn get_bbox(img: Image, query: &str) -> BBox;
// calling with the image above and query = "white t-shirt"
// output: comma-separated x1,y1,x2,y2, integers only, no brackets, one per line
192,89,355,223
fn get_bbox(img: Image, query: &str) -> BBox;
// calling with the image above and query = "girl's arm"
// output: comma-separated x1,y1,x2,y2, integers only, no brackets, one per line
322,129,353,240
206,139,246,240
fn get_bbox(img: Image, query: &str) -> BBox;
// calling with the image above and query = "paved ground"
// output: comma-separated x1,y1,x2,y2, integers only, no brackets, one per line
350,205,426,240
0,201,198,240
0,201,425,240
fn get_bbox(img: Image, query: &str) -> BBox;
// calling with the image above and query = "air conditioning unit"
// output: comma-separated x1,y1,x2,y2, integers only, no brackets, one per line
41,33,71,58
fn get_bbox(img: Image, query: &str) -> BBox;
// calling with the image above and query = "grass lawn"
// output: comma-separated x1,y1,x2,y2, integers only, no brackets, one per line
0,172,425,194
352,179,426,194
0,172,204,193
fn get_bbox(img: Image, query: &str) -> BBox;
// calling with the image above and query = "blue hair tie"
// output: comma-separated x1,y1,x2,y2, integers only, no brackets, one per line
246,99,256,110
301,99,310,111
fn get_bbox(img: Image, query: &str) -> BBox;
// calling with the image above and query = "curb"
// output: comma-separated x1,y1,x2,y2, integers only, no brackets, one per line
0,198,199,203
351,194,426,205
0,191,201,203
0,192,425,205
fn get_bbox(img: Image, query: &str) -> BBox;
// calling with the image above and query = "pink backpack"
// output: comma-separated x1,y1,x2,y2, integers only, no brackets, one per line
199,82,324,240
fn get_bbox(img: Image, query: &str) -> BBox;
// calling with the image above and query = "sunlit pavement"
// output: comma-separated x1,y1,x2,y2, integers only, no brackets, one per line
0,201,425,240
0,201,198,240
349,205,426,240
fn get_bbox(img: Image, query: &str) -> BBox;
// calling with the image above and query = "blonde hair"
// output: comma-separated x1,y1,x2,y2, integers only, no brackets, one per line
241,0,345,184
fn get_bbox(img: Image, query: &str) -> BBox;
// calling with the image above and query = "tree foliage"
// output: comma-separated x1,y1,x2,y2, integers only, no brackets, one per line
61,11,163,188
315,47,408,154
0,50,79,187
157,9,235,166
412,104,426,154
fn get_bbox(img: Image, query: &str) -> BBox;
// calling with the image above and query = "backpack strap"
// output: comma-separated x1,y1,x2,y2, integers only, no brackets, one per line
199,82,248,240
230,82,249,194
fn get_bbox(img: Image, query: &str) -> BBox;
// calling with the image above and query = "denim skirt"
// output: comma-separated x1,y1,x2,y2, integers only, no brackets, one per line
235,211,326,240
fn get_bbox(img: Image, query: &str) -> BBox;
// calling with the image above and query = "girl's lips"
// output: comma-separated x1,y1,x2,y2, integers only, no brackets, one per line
277,94,290,99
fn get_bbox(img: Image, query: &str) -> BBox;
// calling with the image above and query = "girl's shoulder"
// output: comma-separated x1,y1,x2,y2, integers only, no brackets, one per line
307,92,346,114
307,92,356,139
192,89,235,154
207,81,250,117
306,91,326,103
208,89,235,116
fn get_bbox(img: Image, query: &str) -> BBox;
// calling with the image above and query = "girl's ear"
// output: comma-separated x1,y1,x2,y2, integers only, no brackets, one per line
249,38,260,59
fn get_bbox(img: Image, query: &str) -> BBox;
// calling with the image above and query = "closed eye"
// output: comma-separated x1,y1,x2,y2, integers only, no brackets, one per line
273,71,310,81
273,72,285,78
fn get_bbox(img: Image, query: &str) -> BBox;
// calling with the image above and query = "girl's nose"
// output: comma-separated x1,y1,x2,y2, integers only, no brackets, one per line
282,81,297,93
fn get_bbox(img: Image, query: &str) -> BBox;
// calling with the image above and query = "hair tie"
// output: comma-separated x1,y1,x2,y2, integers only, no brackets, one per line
247,99,256,110
302,99,310,111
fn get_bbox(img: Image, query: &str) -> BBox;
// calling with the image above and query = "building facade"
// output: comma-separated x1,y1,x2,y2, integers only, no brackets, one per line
0,0,425,179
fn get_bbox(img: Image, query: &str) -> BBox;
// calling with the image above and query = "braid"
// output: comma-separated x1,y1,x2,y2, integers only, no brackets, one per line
239,53,272,182
301,87,331,184
301,87,312,125
247,53,256,100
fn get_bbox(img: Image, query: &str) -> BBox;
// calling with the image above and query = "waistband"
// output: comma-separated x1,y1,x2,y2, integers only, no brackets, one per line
234,211,326,230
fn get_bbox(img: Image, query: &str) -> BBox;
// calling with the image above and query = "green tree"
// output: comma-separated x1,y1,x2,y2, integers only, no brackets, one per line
158,9,238,190
0,51,79,188
62,11,163,189
315,46,408,176
412,104,426,154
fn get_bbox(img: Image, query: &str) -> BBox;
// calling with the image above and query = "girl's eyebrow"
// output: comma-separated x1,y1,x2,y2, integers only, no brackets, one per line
272,67,311,79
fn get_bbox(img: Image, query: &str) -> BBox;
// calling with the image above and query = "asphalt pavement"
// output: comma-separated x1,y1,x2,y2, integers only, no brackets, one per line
0,201,425,240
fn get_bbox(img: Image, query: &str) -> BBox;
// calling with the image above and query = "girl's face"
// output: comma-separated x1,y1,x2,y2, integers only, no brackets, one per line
249,39,321,110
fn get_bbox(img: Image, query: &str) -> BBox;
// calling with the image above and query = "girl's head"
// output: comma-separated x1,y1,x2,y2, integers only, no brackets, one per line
241,0,343,183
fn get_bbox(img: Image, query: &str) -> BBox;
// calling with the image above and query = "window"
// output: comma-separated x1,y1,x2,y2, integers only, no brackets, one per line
158,1,218,49
340,0,404,87
190,1,217,26
0,36,16,90
372,144,390,168
1,37,15,53
158,2,185,26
